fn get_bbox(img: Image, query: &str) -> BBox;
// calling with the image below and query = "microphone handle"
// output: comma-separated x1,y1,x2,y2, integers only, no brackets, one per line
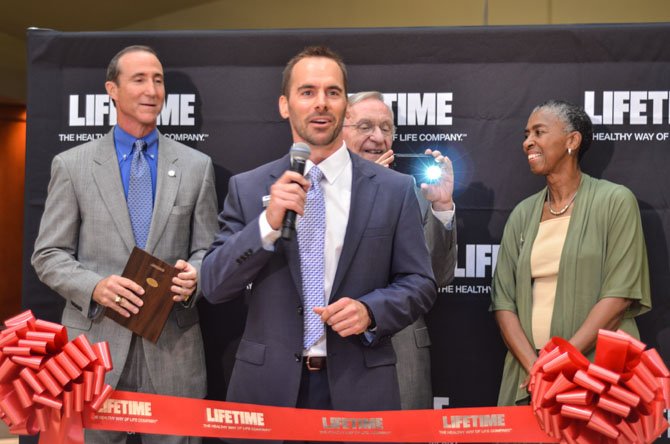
281,159,307,240
281,214,297,240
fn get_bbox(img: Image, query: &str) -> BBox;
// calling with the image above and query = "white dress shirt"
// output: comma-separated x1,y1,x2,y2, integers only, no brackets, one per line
432,204,455,230
259,143,352,356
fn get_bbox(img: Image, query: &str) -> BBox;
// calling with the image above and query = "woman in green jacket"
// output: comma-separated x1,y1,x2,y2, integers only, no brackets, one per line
490,100,651,406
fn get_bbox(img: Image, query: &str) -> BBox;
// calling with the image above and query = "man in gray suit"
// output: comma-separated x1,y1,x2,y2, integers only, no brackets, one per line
32,45,218,444
343,91,457,409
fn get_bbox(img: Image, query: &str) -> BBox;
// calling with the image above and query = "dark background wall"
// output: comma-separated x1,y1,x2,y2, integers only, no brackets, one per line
21,26,670,434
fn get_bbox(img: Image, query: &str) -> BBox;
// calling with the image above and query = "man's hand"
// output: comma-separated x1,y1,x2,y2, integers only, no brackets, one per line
172,260,197,303
420,148,454,211
265,170,310,230
92,275,144,318
374,149,394,168
314,297,371,337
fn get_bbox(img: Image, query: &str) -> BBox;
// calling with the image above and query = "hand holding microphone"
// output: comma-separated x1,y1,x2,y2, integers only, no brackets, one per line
265,143,312,239
281,143,311,240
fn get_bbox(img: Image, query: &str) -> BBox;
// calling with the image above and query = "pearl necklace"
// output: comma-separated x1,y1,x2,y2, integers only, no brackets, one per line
547,190,578,216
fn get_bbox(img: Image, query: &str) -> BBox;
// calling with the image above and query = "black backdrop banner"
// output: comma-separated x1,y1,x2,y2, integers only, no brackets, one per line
22,24,670,442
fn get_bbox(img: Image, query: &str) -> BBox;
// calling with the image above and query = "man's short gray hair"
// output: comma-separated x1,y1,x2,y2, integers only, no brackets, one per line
347,91,395,120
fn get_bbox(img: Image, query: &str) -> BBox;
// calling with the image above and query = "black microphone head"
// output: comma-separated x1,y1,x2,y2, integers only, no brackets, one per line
289,142,311,163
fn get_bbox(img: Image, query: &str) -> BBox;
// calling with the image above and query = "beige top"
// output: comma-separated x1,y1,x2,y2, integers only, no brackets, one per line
530,216,570,348
491,174,651,406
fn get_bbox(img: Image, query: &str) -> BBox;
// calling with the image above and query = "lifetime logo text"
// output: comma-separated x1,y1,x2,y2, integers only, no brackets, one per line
381,93,453,126
205,408,265,426
442,414,505,429
98,399,152,416
455,244,499,279
322,417,384,429
585,90,670,125
68,94,196,126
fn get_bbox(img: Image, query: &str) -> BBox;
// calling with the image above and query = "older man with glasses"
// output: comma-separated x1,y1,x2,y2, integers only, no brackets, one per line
343,91,457,410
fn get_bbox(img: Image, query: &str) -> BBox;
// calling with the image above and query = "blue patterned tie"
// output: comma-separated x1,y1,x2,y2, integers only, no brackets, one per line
298,166,326,349
127,139,153,249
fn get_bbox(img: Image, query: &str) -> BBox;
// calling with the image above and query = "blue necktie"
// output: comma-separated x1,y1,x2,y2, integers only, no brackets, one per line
127,139,153,249
298,166,326,349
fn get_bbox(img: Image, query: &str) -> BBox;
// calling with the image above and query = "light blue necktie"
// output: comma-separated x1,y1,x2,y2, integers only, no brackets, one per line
298,166,326,349
127,139,153,249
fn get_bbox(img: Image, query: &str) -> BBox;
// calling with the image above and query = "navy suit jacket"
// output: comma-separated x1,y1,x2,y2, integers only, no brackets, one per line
201,151,436,411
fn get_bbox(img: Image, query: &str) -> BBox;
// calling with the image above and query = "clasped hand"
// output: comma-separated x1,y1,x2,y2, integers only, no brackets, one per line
92,259,198,318
314,297,371,337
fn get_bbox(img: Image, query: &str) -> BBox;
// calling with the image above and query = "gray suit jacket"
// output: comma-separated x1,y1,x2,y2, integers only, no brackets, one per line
392,194,457,409
31,129,218,398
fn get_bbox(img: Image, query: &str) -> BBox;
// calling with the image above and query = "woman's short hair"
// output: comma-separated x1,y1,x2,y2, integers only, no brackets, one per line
533,100,593,161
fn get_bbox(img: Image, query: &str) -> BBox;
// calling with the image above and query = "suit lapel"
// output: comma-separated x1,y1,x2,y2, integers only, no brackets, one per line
331,154,378,300
92,130,136,253
146,134,180,253
417,188,430,220
272,155,303,296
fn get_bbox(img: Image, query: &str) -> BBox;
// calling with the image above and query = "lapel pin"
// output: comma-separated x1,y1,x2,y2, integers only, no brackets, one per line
168,170,176,177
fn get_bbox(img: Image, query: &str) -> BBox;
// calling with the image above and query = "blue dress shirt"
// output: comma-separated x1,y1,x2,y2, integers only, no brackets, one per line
113,126,158,202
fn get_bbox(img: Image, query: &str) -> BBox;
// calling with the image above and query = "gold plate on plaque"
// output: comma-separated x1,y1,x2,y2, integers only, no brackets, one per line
105,247,178,343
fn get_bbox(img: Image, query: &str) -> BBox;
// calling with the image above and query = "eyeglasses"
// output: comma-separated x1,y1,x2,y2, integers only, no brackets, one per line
343,120,396,137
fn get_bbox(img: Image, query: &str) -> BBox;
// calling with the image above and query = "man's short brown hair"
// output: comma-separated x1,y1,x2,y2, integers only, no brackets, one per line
281,45,348,97
106,45,159,83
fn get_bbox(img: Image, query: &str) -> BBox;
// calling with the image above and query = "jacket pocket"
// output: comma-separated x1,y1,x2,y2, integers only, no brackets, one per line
235,339,266,365
413,326,432,348
175,307,199,328
61,307,92,331
171,204,194,215
363,342,397,368
361,227,392,238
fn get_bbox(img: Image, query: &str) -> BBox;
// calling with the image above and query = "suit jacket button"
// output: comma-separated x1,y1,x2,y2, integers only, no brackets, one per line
297,305,304,316
294,353,301,362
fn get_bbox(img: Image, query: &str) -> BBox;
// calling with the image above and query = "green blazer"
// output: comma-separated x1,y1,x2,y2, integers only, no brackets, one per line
491,173,651,406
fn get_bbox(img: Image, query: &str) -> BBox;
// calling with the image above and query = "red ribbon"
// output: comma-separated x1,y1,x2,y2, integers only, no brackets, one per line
83,390,559,442
529,329,670,443
0,310,113,444
3,314,668,443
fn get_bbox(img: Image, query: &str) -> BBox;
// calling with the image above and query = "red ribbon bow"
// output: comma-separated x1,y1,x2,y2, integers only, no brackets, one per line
0,310,113,443
530,329,670,443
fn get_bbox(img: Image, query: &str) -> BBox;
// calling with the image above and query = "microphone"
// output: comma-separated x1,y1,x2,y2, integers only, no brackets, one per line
281,142,311,240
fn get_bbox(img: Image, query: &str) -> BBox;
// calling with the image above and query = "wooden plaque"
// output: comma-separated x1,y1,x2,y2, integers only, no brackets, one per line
105,247,177,343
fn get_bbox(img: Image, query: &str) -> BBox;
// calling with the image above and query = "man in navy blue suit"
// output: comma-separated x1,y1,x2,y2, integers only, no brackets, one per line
201,46,436,412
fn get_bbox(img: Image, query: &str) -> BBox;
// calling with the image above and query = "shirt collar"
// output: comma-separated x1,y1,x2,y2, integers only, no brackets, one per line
305,142,350,185
113,126,159,159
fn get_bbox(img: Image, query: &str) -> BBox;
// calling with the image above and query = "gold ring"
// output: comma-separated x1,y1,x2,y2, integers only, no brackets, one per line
114,295,123,305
